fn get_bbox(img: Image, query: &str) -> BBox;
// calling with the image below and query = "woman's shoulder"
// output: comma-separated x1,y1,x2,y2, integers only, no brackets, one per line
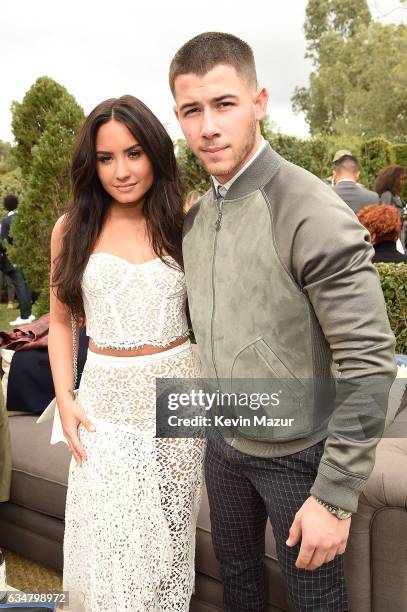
51,214,67,237
50,215,68,254
379,190,394,204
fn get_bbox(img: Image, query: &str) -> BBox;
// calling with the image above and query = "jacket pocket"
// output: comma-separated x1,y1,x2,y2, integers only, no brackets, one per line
229,337,312,441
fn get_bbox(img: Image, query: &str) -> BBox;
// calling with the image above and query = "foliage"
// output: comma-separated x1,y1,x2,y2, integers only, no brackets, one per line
293,1,407,139
375,263,407,355
393,144,407,201
303,0,371,61
176,139,210,196
0,168,24,213
0,141,20,181
358,137,396,189
7,77,84,315
176,132,406,193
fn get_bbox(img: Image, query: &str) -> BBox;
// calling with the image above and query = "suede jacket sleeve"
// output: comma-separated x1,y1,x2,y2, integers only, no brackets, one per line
269,161,397,512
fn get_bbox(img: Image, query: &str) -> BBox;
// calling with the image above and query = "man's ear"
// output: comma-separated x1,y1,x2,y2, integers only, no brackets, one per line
253,87,269,121
174,104,179,122
356,170,361,182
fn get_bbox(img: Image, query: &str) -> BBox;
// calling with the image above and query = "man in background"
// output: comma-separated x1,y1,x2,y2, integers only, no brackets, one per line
0,195,35,326
332,150,379,212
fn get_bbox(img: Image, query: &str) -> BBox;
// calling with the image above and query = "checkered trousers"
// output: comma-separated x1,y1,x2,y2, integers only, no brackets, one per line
205,431,350,612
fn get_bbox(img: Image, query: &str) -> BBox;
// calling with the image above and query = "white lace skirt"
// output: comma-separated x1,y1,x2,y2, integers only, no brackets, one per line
63,342,205,612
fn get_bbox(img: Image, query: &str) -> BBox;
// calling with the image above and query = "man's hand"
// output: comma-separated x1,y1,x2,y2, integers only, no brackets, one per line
286,496,350,570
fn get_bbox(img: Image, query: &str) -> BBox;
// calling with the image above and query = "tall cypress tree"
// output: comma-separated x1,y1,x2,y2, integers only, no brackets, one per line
8,77,84,314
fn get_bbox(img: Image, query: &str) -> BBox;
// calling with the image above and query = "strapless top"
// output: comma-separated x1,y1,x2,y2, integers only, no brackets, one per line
81,252,189,350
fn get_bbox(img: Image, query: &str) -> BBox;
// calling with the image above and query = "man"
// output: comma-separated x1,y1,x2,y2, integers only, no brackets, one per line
0,195,35,326
332,150,379,212
170,32,396,611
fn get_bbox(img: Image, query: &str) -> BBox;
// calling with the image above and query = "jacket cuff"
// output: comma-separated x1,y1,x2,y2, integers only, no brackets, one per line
310,460,368,513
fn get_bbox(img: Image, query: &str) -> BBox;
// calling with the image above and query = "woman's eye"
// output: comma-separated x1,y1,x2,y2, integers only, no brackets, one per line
97,155,112,163
129,150,141,159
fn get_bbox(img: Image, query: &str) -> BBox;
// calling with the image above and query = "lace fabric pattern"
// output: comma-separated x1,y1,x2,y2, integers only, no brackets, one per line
81,253,189,350
63,344,205,612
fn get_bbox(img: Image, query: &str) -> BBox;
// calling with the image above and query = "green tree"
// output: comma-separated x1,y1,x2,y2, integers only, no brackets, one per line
176,139,210,195
293,1,407,138
8,77,84,314
303,0,371,61
0,168,24,211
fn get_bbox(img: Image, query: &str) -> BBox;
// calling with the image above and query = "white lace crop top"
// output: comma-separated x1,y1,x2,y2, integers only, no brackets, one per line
81,252,189,350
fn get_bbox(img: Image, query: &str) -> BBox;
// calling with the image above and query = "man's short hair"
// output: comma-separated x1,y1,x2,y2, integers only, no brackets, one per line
169,32,258,95
332,149,353,163
3,195,18,212
333,155,360,174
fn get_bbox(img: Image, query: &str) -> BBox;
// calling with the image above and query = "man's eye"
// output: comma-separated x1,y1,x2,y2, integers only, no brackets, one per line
185,108,199,116
219,102,233,108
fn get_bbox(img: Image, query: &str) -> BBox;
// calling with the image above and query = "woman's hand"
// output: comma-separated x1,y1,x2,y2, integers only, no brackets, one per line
58,398,96,466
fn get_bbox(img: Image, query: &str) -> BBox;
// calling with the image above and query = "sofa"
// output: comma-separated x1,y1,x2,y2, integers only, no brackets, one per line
1,401,407,611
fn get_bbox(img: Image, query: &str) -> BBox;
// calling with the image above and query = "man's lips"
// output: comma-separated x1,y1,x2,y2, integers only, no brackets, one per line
200,146,228,154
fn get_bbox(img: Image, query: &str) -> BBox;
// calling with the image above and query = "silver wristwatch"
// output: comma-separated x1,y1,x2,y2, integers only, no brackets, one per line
313,497,352,520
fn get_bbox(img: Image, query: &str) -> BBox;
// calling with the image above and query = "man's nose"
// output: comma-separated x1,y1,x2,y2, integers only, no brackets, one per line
200,109,220,140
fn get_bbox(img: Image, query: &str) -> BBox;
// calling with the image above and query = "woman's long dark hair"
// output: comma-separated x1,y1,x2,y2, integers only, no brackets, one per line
53,95,184,317
374,165,404,196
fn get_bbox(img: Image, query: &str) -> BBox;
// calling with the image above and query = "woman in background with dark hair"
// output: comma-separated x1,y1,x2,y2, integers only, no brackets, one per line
357,204,407,263
375,165,406,247
49,96,204,611
375,165,405,211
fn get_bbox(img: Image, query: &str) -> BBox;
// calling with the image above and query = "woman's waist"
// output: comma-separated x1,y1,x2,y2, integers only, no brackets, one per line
88,334,189,357
86,337,192,364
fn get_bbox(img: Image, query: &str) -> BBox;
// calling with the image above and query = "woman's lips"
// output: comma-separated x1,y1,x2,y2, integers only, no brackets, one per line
115,183,137,192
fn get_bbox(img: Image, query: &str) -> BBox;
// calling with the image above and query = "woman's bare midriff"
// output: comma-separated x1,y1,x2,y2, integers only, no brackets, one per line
88,335,189,357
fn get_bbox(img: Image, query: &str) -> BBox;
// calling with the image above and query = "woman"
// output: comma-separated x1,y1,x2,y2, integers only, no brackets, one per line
49,96,205,611
356,204,407,264
183,190,202,213
375,165,406,248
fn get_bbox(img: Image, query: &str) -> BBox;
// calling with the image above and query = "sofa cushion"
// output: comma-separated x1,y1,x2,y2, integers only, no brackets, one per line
8,415,71,520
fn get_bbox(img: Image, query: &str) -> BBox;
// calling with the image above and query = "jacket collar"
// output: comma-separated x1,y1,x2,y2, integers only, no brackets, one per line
210,143,283,201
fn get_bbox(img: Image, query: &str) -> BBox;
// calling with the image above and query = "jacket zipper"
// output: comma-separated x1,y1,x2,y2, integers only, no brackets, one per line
211,196,224,379
215,197,224,231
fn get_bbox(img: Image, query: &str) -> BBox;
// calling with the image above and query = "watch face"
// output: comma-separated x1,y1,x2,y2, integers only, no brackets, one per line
336,508,352,519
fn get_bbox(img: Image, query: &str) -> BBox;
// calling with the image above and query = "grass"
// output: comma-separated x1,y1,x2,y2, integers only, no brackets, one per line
0,302,21,331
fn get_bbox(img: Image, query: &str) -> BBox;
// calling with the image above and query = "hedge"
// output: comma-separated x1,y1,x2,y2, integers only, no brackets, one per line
176,134,407,196
393,144,407,201
375,263,407,355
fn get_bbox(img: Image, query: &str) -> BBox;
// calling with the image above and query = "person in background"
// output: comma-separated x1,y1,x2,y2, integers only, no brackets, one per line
375,165,406,248
332,152,379,213
0,195,35,326
184,189,202,212
357,204,407,264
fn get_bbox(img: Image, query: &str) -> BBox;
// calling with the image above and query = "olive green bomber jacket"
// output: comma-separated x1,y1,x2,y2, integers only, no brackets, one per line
183,144,396,513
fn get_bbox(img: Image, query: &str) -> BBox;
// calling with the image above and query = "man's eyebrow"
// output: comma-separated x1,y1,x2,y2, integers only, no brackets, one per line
96,143,141,154
179,94,238,113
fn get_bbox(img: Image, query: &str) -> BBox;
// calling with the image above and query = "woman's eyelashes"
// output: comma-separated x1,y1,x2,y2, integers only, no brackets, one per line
96,149,142,164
